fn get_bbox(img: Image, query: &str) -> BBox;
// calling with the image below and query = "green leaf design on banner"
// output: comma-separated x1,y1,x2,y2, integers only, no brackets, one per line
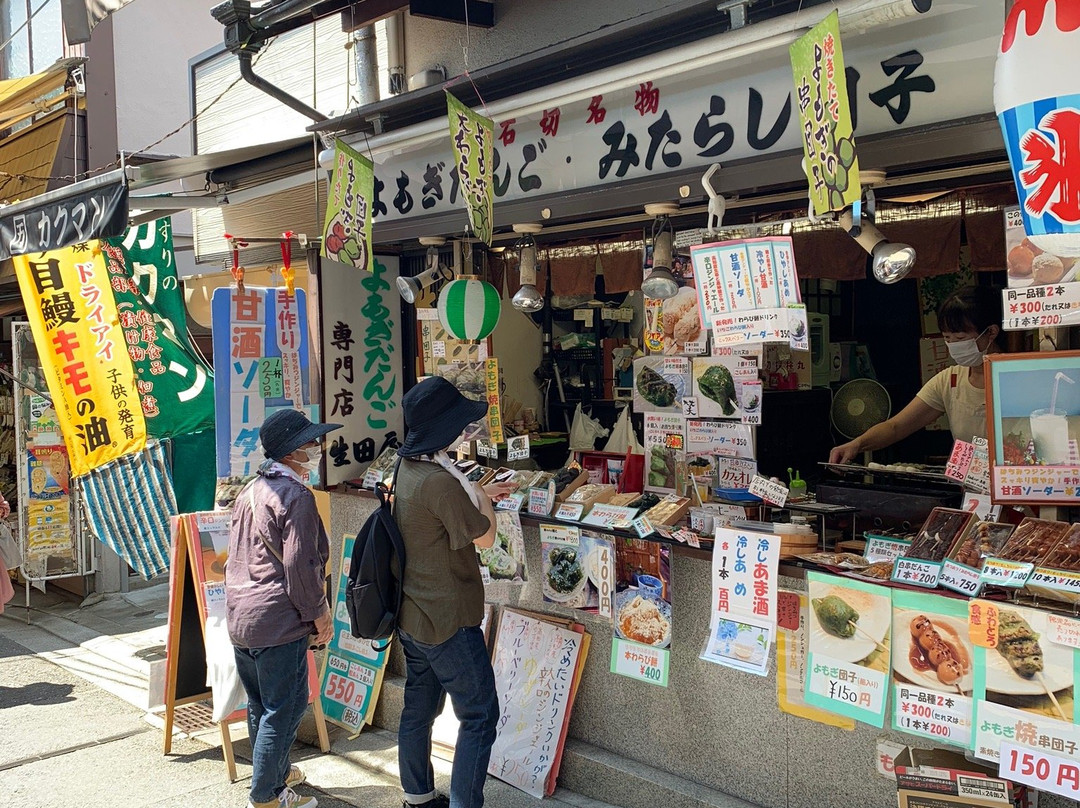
321,138,375,271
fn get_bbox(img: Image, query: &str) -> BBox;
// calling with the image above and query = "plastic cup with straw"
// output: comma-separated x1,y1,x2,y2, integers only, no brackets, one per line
1030,371,1075,465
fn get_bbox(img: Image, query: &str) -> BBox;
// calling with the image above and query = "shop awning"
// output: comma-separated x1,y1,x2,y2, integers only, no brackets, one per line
0,112,67,204
0,59,77,130
128,136,313,192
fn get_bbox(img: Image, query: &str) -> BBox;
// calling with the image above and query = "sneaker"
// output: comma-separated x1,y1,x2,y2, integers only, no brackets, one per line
403,796,449,808
285,765,306,788
249,786,318,808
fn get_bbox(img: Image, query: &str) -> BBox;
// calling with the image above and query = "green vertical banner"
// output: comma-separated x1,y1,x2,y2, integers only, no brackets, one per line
790,10,860,216
446,91,494,246
321,138,375,271
102,219,215,438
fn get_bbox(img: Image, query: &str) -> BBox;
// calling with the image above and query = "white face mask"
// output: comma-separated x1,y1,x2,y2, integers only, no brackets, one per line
296,446,322,472
946,328,989,367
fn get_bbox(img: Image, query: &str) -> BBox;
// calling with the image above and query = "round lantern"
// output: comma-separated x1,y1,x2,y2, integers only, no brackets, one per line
995,3,1080,257
437,277,502,341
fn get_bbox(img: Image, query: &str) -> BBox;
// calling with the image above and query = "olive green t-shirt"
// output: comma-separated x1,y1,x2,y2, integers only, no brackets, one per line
393,459,490,645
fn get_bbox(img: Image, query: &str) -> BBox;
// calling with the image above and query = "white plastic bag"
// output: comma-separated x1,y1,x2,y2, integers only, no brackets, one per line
569,403,609,451
0,522,22,570
603,406,644,455
205,610,247,722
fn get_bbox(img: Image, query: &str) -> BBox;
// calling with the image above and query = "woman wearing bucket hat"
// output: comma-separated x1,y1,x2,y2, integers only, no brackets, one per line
225,409,341,808
392,377,507,808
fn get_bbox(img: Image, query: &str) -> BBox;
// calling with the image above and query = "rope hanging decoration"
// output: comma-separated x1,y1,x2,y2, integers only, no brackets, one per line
225,232,246,294
280,231,296,296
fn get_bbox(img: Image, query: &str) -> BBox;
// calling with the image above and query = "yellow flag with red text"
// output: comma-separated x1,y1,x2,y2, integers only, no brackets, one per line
14,243,147,477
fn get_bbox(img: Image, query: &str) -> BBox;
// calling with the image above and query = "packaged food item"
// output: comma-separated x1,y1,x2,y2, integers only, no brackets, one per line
995,517,1071,565
948,521,1015,568
905,508,974,561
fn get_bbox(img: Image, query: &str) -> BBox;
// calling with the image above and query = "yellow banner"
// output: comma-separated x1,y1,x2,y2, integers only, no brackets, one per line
15,243,147,477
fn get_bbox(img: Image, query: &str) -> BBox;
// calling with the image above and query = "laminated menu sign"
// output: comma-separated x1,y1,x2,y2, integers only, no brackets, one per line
644,412,686,495
489,609,586,797
320,533,390,732
686,419,754,460
701,527,780,676
691,356,759,421
634,357,690,414
804,572,893,728
611,538,672,687
691,237,801,327
776,590,855,729
970,601,1080,766
541,524,614,618
1002,284,1080,331
477,511,528,584
890,590,974,749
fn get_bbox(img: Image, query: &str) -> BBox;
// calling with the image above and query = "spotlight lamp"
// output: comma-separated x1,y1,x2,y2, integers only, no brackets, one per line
641,203,680,300
511,223,544,313
396,236,452,303
838,209,916,285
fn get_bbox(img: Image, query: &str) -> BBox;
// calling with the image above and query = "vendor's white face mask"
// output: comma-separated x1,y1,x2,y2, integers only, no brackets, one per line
946,327,989,367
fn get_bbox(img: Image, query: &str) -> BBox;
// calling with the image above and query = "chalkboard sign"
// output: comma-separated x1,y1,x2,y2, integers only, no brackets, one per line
487,608,589,798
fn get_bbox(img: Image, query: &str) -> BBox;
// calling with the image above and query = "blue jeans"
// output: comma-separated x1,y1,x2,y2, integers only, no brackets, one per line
234,637,310,804
398,626,498,808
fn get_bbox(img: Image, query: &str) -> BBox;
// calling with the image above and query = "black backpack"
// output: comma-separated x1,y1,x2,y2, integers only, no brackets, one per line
345,467,405,648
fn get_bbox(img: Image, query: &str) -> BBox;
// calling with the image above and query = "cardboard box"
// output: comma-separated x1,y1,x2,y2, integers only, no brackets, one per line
894,748,1030,808
553,469,590,502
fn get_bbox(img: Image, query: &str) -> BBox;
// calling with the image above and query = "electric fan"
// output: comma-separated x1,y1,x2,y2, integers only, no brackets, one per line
830,379,892,459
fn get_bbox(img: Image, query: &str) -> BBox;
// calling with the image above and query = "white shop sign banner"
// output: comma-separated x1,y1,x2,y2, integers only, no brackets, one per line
321,256,405,486
364,8,997,224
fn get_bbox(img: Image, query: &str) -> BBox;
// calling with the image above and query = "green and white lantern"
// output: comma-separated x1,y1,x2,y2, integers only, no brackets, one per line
437,277,501,341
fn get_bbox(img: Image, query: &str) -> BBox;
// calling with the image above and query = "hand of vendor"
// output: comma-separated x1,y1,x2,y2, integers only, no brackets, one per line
829,441,862,465
483,481,517,502
0,494,10,519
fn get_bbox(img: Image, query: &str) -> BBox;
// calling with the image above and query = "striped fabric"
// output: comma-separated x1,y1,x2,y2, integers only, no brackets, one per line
77,441,178,580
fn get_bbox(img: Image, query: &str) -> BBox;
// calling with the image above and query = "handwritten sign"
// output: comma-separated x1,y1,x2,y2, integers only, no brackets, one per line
632,516,656,538
864,535,911,564
476,439,498,459
686,418,754,460
1002,283,1080,331
488,610,584,797
446,92,494,245
749,474,787,507
496,492,526,512
967,600,999,649
554,503,585,522
1046,614,1080,650
939,560,983,597
321,138,374,270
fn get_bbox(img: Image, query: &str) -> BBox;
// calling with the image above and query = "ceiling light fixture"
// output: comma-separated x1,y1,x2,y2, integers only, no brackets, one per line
511,223,544,313
642,203,680,300
838,171,916,285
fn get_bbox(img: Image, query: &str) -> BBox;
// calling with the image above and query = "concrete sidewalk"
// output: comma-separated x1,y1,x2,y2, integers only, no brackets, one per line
0,580,612,808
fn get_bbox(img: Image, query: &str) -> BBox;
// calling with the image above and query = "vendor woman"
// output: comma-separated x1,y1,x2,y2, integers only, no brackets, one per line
829,285,1002,464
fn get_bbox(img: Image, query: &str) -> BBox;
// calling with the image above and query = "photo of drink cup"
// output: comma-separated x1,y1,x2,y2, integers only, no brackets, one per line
1030,408,1070,465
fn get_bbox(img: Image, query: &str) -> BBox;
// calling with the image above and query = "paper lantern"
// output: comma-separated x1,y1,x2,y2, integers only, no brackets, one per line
437,277,501,341
995,2,1080,256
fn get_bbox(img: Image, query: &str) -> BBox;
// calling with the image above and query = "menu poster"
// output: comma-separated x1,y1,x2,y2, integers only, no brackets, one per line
320,532,391,733
701,527,780,676
478,510,528,584
611,538,673,687
643,413,686,495
686,418,754,460
190,511,231,594
804,572,893,727
890,589,974,749
691,356,759,421
633,356,691,414
540,524,615,618
970,601,1080,766
488,609,587,797
776,590,855,730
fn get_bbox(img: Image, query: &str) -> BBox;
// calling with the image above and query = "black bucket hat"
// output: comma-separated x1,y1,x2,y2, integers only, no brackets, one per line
260,409,342,461
398,377,488,458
